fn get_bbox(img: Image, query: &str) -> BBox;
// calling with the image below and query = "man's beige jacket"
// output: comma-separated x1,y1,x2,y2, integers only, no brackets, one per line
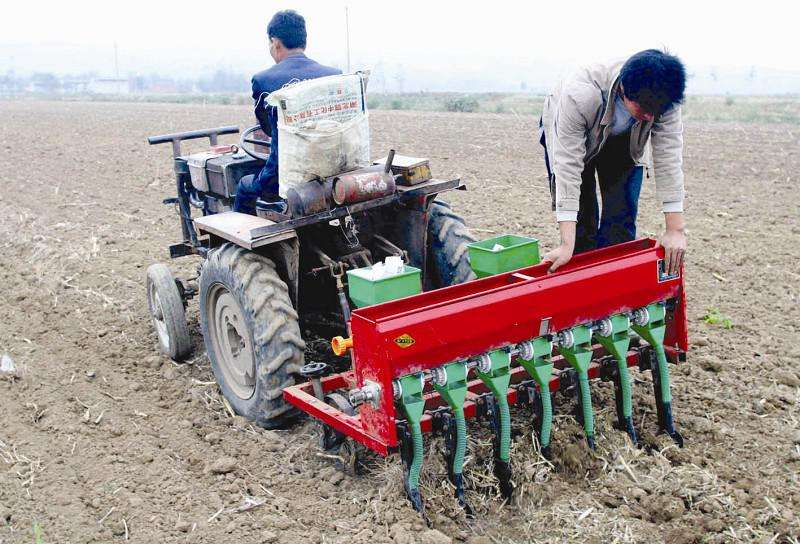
541,61,685,222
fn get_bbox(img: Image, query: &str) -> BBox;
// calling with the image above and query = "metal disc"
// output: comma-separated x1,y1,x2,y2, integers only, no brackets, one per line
206,283,255,400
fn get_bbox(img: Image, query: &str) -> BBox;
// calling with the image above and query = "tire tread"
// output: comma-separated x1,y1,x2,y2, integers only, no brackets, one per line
427,202,477,287
199,244,304,429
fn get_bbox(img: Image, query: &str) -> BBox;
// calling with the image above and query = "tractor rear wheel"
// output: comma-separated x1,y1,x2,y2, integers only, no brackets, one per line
426,201,476,287
146,263,192,361
199,243,305,429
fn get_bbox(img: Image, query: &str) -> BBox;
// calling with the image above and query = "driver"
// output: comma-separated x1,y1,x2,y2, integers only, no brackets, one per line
234,10,341,214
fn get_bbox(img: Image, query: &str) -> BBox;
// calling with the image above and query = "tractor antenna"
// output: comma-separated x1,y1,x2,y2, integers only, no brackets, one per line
345,6,351,73
114,41,120,79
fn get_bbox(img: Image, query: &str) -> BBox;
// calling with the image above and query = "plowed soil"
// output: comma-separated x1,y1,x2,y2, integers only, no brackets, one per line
1,101,799,544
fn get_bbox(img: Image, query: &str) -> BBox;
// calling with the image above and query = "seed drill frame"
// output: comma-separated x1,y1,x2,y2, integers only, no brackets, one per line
284,238,687,514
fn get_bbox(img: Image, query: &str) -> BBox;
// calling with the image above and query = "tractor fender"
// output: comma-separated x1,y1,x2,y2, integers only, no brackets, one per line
193,212,299,307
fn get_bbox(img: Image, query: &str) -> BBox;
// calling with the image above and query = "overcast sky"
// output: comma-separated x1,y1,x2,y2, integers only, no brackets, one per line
3,0,799,92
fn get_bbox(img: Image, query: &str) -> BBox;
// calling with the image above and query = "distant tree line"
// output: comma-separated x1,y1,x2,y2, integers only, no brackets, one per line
0,69,250,96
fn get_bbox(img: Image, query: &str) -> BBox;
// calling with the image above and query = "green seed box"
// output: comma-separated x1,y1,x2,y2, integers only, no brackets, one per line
468,234,540,278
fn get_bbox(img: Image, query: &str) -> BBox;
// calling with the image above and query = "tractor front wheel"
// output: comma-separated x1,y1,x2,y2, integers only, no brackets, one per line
146,263,192,361
199,243,305,429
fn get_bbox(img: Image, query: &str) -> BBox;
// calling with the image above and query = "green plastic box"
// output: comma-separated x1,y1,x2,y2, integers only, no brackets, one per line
347,265,422,308
468,234,541,278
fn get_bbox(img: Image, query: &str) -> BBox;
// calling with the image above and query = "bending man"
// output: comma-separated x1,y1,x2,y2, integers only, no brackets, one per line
540,49,687,274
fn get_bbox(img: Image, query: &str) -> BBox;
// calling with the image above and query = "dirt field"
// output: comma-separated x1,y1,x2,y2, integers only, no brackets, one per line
1,100,799,544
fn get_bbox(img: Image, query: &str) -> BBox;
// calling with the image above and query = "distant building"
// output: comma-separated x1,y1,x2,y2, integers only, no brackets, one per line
62,77,90,94
88,78,130,94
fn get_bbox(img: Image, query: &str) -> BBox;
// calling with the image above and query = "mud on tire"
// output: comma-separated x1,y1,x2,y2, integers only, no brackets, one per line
427,201,477,287
199,243,305,429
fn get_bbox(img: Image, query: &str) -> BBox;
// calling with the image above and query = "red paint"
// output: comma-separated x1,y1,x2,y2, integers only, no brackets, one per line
332,170,396,205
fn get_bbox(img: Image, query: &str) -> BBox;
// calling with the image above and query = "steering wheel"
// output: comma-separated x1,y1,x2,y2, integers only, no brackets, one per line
239,125,272,161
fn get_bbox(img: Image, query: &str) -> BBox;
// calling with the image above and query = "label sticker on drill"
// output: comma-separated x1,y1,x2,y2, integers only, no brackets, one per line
394,334,415,349
657,259,680,282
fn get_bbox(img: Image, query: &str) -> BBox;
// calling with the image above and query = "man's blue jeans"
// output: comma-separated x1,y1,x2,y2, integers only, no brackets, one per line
575,132,643,253
540,126,643,254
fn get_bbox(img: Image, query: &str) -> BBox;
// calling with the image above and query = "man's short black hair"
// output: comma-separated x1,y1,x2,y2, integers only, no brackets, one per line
268,10,307,49
620,49,686,115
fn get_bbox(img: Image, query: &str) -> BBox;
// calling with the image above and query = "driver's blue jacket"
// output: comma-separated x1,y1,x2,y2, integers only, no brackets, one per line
248,53,340,196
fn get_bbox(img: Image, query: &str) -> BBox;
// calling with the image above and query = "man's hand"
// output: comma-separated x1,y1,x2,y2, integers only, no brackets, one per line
543,244,574,273
543,221,576,273
660,212,686,276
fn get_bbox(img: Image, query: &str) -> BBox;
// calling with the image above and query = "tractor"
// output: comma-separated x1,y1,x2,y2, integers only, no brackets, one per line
146,124,475,430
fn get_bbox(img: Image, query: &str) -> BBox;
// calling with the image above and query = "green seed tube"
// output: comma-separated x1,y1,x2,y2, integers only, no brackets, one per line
432,362,470,476
652,343,672,404
407,419,424,488
618,360,633,417
497,396,511,461
476,350,512,462
518,337,554,450
557,325,595,445
452,407,467,473
593,315,634,418
397,374,426,492
539,385,553,447
631,304,672,404
578,372,594,437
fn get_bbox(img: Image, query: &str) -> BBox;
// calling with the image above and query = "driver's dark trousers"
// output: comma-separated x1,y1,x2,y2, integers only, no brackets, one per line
541,128,644,254
233,172,279,214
